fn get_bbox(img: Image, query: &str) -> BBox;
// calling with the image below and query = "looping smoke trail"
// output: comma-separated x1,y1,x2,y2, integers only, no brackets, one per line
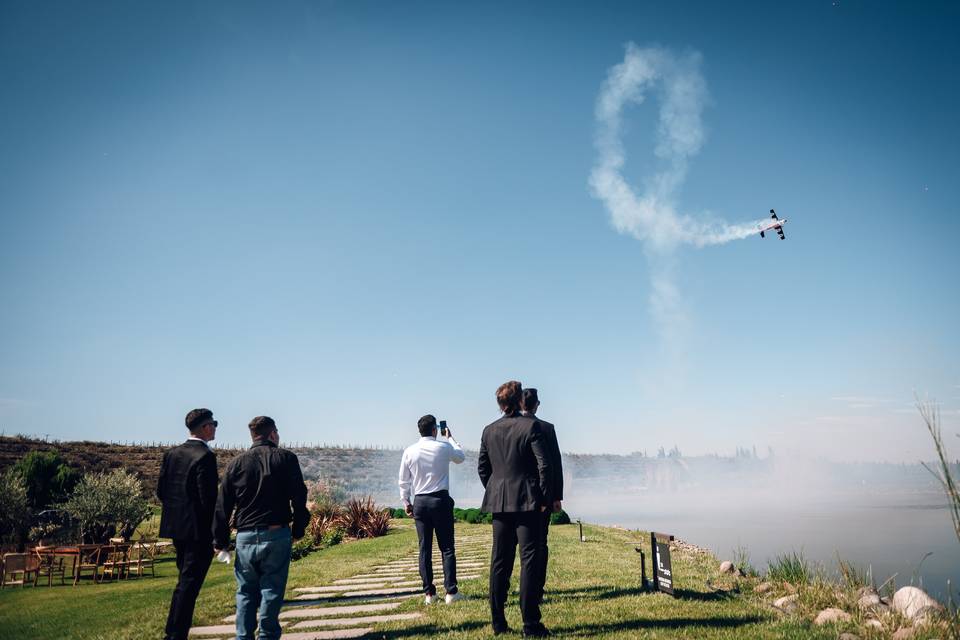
589,43,766,377
589,43,765,251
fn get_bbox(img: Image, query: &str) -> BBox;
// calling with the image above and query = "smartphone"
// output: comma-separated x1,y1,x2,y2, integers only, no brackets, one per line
438,420,448,436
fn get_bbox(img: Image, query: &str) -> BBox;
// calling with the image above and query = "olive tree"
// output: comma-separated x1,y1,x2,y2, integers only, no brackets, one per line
62,469,152,543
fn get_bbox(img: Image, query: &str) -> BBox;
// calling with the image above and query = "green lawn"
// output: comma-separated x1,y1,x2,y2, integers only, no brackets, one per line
0,521,850,639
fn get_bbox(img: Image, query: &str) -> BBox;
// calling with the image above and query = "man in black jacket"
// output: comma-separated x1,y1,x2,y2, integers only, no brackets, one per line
478,380,552,637
158,408,219,640
520,388,563,605
214,416,309,640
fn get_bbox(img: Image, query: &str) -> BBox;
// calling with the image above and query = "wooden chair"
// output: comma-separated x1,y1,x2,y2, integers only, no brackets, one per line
1,552,39,587
128,539,157,578
98,543,131,582
73,545,102,585
33,546,67,586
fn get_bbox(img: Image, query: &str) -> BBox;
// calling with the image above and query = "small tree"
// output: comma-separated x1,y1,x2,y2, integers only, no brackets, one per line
12,450,81,510
0,469,32,549
62,469,152,543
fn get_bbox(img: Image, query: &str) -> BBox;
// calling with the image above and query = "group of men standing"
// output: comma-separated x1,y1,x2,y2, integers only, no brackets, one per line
158,379,563,640
399,380,563,637
157,410,308,640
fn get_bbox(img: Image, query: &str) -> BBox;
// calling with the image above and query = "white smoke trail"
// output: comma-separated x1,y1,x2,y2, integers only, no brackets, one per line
589,43,765,251
589,44,764,367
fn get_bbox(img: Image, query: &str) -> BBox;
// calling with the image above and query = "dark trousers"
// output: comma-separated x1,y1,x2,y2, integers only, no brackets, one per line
412,491,457,595
535,510,551,602
489,511,543,633
164,539,214,640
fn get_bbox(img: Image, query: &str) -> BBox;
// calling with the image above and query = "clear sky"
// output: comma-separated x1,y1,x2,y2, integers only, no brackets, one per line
1,1,958,461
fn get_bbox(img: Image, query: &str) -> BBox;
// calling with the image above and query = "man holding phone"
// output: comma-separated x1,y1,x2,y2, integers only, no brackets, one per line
398,414,466,604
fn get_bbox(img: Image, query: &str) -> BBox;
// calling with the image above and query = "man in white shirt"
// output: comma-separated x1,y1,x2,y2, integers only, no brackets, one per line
399,414,466,604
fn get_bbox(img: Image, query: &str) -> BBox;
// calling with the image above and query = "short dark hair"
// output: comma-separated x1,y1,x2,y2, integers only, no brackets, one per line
418,415,437,437
496,380,522,414
249,416,277,439
185,408,215,433
521,388,539,412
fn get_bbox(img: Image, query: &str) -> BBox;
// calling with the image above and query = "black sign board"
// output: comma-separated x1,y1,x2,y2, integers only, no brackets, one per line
651,532,675,595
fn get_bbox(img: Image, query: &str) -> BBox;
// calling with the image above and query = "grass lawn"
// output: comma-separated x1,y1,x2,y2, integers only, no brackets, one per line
0,521,849,639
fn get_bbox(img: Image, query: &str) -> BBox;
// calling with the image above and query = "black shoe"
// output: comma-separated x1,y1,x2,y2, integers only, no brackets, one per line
523,624,552,637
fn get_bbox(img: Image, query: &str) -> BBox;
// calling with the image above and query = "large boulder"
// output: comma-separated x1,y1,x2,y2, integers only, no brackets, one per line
773,594,799,613
814,608,853,625
891,628,915,640
891,586,944,622
719,560,736,574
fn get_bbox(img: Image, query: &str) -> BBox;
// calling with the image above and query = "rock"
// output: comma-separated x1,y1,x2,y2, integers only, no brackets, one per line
863,619,884,632
891,586,944,622
773,594,799,613
719,561,736,574
838,634,861,640
857,592,882,611
814,608,853,625
755,582,775,595
891,628,916,640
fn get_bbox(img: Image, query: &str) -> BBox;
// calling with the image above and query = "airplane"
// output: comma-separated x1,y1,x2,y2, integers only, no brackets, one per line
758,209,786,240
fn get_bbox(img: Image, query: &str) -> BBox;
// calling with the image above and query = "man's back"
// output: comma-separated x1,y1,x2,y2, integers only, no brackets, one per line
213,440,309,549
534,417,563,504
400,437,465,500
158,440,217,541
478,414,551,514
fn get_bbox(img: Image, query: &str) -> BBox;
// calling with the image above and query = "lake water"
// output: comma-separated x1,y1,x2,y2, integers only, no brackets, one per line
566,490,959,601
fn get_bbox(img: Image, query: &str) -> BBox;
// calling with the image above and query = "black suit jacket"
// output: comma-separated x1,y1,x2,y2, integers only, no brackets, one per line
157,440,218,542
478,413,552,513
525,414,563,503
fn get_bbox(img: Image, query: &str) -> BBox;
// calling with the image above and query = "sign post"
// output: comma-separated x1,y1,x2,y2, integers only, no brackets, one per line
651,532,675,596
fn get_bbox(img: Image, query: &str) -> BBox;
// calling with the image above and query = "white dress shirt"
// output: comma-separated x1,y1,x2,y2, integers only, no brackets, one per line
398,435,466,506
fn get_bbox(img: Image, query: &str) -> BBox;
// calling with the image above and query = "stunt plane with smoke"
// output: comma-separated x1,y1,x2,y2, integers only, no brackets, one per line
758,209,787,240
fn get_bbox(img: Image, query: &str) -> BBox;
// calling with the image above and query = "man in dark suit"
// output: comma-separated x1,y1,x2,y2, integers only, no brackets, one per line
478,380,552,637
520,388,563,605
158,408,219,640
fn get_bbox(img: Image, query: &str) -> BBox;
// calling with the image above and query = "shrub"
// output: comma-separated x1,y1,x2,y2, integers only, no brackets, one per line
61,469,152,543
767,551,811,585
308,502,343,546
388,507,407,519
0,468,31,547
339,497,391,539
453,508,492,524
12,450,81,510
290,538,314,562
550,509,571,525
306,479,347,511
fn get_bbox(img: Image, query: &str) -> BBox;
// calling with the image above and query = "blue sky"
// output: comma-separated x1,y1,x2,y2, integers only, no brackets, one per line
1,1,958,461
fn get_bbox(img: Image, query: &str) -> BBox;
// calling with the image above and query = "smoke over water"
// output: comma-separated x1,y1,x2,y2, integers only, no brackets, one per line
590,44,766,358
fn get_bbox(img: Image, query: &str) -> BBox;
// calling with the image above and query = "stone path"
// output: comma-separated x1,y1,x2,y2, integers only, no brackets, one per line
189,532,491,639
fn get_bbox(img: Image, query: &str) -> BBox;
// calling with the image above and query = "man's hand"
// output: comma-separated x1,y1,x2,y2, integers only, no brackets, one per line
444,427,454,439
540,505,547,512
405,503,414,516
553,500,562,513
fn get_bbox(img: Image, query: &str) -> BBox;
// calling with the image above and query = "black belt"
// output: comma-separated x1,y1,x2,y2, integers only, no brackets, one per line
416,490,449,498
237,524,288,532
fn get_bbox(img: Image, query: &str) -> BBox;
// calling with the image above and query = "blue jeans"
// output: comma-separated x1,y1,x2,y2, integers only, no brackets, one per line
234,527,292,640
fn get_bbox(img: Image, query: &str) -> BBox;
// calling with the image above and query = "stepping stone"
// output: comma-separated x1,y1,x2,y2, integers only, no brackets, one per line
189,625,236,636
289,613,423,629
224,602,401,623
353,573,408,579
294,585,354,594
286,594,415,607
342,586,422,597
334,577,407,585
281,628,373,640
